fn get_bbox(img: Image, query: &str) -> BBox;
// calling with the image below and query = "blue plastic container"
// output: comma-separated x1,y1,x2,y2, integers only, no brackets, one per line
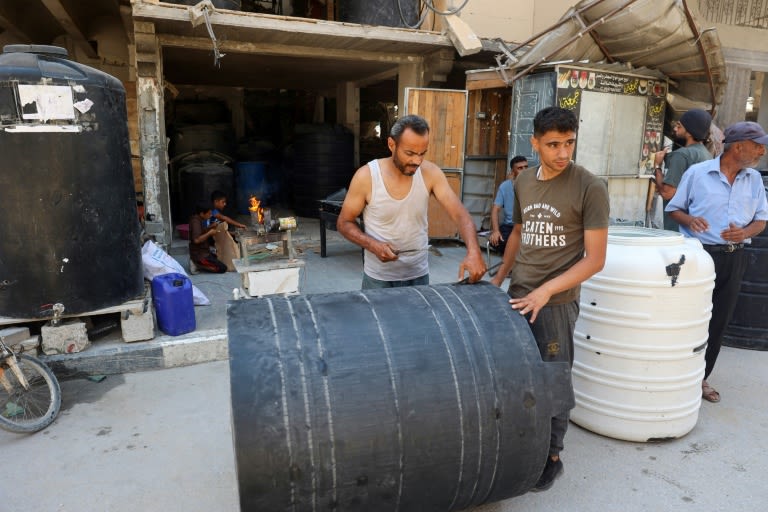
151,273,195,336
235,161,268,213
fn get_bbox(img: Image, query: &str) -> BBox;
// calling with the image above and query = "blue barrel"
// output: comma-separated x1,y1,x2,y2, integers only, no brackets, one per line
151,273,195,336
235,161,267,213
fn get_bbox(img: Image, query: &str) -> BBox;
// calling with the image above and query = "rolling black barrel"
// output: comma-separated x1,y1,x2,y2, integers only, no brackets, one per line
723,227,768,350
228,282,573,511
0,45,143,318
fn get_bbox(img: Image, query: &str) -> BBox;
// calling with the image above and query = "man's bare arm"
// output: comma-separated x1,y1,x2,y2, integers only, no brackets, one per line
490,223,521,287
489,204,503,244
426,164,486,282
336,165,397,262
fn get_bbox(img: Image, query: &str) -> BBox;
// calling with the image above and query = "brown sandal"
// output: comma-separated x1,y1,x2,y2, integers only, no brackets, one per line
702,381,720,403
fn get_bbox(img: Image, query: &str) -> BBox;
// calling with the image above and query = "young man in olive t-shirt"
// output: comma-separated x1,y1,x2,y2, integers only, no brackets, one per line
491,107,610,491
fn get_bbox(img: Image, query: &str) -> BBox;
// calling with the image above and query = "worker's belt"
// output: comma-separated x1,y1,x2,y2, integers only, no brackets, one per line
703,243,745,253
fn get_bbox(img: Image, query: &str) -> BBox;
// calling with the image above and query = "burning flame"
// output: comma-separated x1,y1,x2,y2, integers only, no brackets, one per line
249,196,263,224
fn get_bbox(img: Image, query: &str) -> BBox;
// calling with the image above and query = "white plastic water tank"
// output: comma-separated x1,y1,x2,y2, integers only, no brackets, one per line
571,226,715,442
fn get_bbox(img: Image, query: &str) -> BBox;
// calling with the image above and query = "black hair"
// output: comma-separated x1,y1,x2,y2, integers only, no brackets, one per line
533,107,578,137
211,190,227,202
195,201,212,215
510,155,528,167
389,114,430,142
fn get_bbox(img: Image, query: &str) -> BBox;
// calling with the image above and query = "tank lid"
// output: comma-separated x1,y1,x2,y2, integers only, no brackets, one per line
3,45,68,58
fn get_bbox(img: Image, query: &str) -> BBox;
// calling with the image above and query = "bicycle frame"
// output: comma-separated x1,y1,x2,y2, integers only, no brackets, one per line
0,340,30,392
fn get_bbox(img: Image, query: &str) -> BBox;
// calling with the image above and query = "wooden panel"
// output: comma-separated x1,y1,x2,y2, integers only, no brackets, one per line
405,88,468,238
465,87,512,157
132,157,143,191
124,80,142,194
405,88,467,170
428,171,462,238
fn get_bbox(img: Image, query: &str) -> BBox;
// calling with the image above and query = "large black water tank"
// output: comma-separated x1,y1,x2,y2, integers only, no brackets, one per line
178,162,234,222
723,227,768,350
228,282,573,511
164,0,241,10
169,123,235,161
291,124,355,218
338,0,421,28
0,45,143,319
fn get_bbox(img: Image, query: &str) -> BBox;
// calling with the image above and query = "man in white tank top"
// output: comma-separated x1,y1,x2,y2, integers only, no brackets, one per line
337,114,485,288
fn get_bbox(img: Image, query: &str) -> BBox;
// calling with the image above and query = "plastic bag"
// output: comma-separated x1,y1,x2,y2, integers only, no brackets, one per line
141,240,210,306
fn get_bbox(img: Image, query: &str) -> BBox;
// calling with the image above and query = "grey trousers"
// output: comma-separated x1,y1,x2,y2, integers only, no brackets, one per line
527,300,579,457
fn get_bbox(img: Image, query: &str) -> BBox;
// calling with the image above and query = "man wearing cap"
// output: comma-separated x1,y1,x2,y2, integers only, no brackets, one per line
653,109,714,231
666,121,768,403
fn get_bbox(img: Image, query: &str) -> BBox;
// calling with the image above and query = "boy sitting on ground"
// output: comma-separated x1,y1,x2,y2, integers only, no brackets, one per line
189,202,228,274
209,190,247,230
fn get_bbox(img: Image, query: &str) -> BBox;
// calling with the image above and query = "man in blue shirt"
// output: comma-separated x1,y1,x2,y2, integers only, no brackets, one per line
489,155,528,253
666,121,768,403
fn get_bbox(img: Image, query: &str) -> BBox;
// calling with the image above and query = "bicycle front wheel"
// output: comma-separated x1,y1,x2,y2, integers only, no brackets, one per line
0,354,62,434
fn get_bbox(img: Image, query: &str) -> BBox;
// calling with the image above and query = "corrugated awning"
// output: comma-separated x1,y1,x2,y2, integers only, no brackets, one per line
492,0,726,112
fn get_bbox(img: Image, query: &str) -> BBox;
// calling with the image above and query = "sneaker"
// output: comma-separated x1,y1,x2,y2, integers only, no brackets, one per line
531,457,563,492
189,259,199,275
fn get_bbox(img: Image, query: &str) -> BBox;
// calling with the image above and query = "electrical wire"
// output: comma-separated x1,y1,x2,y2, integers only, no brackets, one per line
397,0,472,30
422,0,471,16
397,0,430,29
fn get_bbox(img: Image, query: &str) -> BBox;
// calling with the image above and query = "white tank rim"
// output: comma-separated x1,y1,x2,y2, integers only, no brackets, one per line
607,226,686,246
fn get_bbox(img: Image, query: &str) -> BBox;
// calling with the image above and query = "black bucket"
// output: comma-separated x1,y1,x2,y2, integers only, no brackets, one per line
723,228,768,350
227,282,573,511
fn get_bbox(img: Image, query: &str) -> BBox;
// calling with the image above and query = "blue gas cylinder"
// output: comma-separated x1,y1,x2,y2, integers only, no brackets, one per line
151,273,195,336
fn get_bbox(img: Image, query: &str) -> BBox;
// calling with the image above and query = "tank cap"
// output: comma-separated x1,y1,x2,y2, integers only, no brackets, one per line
3,45,68,58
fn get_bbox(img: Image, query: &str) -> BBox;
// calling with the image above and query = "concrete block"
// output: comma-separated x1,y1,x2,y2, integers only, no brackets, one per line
13,336,40,356
121,303,156,343
0,326,31,345
41,320,90,355
241,267,301,297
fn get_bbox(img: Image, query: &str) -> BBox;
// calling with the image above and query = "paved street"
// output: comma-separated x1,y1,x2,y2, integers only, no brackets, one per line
2,343,767,512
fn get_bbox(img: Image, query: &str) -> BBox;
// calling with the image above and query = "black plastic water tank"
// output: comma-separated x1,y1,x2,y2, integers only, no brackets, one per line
228,282,574,511
169,123,235,161
338,0,421,28
291,124,355,218
164,0,241,10
723,227,768,350
178,163,234,222
0,45,143,319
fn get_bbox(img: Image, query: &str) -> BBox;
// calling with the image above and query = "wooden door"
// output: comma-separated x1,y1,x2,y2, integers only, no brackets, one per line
404,88,468,238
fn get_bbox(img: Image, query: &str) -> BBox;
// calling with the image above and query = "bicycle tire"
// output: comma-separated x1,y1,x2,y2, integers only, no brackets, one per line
0,354,62,434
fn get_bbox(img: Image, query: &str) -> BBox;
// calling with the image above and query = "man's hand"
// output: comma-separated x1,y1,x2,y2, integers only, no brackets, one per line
488,229,503,245
509,286,553,323
458,250,486,283
688,216,709,233
371,240,399,262
721,222,746,243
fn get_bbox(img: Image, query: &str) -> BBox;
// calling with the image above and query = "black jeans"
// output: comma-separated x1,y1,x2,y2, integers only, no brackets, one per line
526,300,579,457
702,246,749,379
